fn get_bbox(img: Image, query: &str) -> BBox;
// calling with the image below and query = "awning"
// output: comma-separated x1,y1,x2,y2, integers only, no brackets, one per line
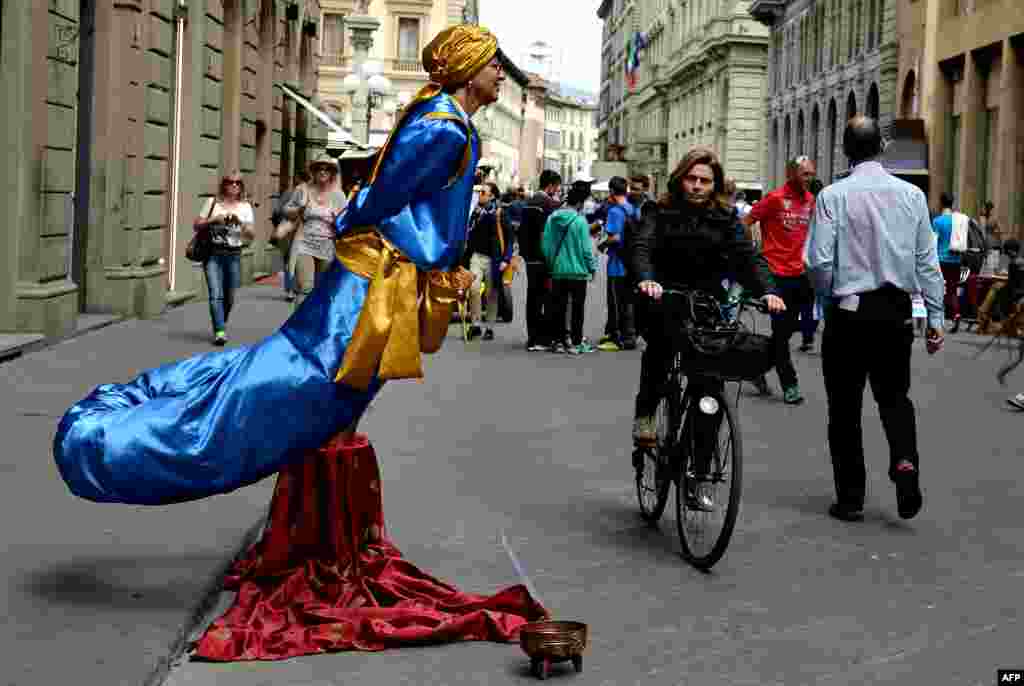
277,84,367,149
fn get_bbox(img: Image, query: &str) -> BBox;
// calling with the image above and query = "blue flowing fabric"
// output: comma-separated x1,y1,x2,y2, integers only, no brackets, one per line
54,94,479,505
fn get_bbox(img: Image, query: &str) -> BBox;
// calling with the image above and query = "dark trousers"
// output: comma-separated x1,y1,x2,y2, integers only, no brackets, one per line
549,279,588,345
941,262,961,320
799,298,819,344
635,329,723,473
604,275,636,342
526,262,551,346
821,289,919,510
770,274,814,388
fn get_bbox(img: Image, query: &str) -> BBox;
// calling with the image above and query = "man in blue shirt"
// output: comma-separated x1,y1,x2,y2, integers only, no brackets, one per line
931,192,966,331
597,176,638,351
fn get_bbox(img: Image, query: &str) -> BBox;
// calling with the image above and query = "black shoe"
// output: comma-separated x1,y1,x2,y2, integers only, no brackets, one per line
752,375,771,396
482,328,495,341
621,338,638,350
893,462,922,519
950,317,961,334
828,503,865,522
799,340,814,353
468,325,482,340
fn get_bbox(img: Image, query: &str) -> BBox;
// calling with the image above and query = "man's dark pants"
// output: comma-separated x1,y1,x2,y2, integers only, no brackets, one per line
821,288,920,510
770,274,814,388
526,261,551,346
604,275,636,343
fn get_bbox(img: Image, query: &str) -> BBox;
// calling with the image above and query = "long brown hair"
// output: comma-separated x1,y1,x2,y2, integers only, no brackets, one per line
659,147,730,212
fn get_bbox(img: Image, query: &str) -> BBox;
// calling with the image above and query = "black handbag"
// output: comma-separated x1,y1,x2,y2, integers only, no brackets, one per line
186,199,216,263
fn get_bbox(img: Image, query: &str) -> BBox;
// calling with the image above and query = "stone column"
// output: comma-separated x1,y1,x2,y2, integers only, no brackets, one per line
221,0,243,175
347,15,382,145
994,39,1021,240
0,1,35,332
957,51,985,217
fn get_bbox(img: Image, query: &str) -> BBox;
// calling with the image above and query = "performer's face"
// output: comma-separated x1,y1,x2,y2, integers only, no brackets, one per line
473,58,505,106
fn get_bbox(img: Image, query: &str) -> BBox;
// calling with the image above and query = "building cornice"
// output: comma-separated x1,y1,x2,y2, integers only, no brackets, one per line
748,0,787,26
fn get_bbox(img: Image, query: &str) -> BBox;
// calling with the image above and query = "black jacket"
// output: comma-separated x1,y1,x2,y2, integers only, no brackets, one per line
518,191,561,264
631,199,775,298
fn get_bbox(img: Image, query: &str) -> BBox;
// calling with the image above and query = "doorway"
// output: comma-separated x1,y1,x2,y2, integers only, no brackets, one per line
73,0,96,312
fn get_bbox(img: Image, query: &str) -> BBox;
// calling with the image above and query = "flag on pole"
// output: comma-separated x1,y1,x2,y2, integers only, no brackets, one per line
624,31,648,92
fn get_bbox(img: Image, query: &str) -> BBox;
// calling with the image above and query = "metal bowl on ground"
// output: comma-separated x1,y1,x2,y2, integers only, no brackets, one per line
519,620,588,679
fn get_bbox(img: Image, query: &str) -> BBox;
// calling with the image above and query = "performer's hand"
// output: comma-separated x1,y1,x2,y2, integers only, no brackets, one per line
763,294,786,313
638,280,663,301
926,327,944,355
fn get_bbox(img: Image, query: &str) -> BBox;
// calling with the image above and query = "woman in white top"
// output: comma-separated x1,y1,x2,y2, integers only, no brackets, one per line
193,172,256,345
285,154,347,307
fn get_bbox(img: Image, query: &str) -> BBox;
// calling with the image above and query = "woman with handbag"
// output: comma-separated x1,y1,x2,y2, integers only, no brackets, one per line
193,172,255,346
285,154,346,307
542,180,598,355
270,171,310,302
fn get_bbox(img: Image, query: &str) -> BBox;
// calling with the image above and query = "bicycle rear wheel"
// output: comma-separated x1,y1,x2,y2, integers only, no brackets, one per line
675,390,743,570
635,376,685,523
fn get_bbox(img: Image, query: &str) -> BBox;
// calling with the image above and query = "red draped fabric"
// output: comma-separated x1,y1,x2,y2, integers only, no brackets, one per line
194,433,547,661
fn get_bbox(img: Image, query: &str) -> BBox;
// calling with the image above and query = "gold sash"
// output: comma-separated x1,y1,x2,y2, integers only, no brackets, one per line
334,230,465,391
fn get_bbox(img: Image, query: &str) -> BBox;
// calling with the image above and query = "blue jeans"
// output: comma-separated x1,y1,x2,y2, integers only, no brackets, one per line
204,252,241,334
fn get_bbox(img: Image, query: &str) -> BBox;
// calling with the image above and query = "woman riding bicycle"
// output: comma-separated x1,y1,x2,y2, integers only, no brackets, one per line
631,148,786,491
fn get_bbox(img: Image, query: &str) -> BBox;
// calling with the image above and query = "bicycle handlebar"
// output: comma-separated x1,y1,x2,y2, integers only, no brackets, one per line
657,287,771,314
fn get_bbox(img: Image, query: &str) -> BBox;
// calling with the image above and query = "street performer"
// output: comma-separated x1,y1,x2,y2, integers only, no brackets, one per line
54,25,504,505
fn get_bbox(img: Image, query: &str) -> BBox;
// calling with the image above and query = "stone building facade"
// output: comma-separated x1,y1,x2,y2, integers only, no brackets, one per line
543,89,599,184
750,0,898,187
901,0,1023,234
597,0,770,196
1,0,324,340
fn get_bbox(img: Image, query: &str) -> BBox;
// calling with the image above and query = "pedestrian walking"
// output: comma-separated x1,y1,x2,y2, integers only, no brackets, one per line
465,182,512,341
193,171,256,346
519,170,563,351
743,155,817,404
271,171,310,302
805,116,945,522
597,176,637,351
285,154,346,308
799,177,826,352
543,179,597,355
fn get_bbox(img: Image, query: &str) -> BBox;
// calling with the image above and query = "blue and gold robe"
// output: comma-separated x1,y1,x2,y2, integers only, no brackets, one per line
54,93,481,504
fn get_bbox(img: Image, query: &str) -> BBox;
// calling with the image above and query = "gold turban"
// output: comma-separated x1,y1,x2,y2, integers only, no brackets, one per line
421,25,498,89
366,24,499,186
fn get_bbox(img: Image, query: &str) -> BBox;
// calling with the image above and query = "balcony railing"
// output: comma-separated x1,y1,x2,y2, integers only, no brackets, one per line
390,58,425,74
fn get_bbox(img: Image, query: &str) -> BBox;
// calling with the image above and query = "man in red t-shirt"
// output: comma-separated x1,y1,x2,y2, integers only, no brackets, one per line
743,156,817,404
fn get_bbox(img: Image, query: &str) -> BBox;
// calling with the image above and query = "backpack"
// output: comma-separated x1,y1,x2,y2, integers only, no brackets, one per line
963,217,989,273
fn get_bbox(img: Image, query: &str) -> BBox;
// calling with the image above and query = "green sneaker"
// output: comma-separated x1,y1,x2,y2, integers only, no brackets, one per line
214,330,227,346
597,338,621,352
783,385,805,405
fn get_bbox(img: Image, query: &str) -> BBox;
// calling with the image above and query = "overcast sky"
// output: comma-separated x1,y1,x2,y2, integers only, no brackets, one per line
480,0,602,94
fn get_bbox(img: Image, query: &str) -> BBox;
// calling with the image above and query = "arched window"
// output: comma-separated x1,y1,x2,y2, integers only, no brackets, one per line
796,110,806,158
846,91,858,120
826,98,838,182
770,119,779,187
867,83,880,120
900,71,918,118
811,104,821,170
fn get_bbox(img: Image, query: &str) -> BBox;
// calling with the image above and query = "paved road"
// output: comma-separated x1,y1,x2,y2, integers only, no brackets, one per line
153,273,1023,686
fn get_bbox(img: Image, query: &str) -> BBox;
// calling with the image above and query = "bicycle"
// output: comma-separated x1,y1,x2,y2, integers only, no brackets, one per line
634,288,773,570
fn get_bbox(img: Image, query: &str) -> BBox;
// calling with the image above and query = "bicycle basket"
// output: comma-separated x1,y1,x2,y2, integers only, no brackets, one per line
686,327,775,381
661,289,775,381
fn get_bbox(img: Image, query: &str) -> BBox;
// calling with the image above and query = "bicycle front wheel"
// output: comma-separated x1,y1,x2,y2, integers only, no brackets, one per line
675,390,743,570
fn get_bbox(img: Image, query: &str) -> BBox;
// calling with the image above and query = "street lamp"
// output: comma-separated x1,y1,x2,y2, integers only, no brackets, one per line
342,60,393,145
